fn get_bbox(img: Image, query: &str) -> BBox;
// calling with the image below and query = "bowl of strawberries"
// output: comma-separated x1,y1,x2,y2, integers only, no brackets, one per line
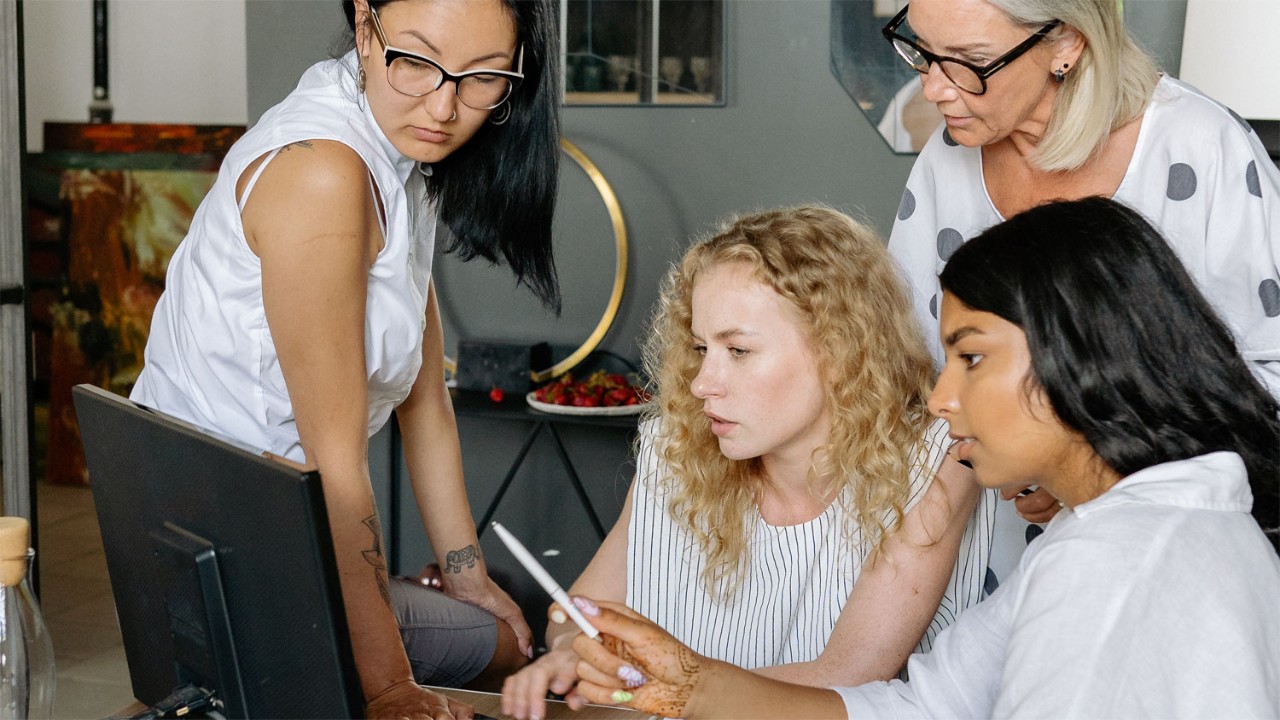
527,370,652,416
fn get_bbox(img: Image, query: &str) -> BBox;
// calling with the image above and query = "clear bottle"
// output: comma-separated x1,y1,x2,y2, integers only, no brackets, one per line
0,517,56,719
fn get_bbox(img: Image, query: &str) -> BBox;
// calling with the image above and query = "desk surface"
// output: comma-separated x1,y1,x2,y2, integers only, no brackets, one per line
118,686,646,719
434,686,648,719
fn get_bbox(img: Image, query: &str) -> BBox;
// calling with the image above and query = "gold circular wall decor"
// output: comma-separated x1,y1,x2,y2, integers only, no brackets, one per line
443,137,628,383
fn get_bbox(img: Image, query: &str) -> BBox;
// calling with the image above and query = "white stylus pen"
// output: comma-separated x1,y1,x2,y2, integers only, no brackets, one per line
490,521,600,640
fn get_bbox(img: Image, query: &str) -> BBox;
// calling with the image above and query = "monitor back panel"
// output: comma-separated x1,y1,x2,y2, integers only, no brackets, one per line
73,385,361,718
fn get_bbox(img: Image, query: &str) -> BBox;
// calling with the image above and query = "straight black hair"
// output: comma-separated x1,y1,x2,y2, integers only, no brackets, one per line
343,0,562,313
939,197,1280,547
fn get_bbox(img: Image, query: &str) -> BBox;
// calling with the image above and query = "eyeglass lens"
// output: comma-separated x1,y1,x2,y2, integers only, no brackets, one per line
890,39,984,94
388,57,513,109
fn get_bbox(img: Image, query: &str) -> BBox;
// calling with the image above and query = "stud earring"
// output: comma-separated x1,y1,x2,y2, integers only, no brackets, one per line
1054,62,1069,83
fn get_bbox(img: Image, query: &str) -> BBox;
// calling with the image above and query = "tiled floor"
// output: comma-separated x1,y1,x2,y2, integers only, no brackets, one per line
36,481,135,720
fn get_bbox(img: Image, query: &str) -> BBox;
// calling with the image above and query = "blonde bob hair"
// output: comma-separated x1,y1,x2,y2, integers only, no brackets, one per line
640,205,936,595
989,0,1160,171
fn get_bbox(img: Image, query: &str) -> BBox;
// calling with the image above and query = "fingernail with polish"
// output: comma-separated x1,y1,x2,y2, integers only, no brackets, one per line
550,608,567,624
611,690,634,703
617,664,646,688
573,596,600,616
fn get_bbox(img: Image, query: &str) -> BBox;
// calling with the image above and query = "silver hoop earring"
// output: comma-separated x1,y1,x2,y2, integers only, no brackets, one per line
489,102,512,126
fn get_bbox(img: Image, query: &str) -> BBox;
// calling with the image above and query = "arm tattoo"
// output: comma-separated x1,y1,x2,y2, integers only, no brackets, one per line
443,544,481,574
280,139,314,152
361,514,391,606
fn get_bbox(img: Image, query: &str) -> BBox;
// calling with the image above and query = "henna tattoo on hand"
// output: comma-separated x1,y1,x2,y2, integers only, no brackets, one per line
613,633,701,718
677,646,701,675
443,544,481,574
361,514,391,606
648,646,700,717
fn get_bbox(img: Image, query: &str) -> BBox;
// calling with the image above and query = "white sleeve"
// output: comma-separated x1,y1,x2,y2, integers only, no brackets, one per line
992,520,1280,719
1199,127,1280,401
835,576,1013,719
1138,90,1280,402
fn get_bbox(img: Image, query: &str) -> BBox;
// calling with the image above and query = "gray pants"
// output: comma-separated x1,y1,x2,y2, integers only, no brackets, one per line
389,576,498,687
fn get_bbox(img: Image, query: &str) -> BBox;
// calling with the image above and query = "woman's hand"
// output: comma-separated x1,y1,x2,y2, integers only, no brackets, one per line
570,598,846,720
417,562,443,589
1003,485,1062,524
569,598,708,719
442,574,534,658
500,642,583,719
364,680,473,720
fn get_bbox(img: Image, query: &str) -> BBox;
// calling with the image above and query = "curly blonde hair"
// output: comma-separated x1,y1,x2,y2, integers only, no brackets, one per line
640,205,937,596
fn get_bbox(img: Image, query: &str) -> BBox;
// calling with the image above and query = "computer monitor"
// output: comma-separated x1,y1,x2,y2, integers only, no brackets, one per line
72,384,363,718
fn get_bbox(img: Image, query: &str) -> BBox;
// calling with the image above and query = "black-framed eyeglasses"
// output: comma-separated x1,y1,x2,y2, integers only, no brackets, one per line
881,5,1060,96
368,5,523,110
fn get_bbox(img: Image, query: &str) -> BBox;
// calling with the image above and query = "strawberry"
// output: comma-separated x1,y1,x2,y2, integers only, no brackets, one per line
533,369,649,409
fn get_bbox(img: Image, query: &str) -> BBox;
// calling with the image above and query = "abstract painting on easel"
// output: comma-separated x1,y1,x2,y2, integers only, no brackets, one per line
30,122,244,484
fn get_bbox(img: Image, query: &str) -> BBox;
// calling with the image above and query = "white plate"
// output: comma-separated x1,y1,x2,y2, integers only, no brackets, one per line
526,392,650,416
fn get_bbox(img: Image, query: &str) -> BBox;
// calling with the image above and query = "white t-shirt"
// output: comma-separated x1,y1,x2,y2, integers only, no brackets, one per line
626,417,996,669
836,452,1280,719
132,52,435,463
889,75,1280,398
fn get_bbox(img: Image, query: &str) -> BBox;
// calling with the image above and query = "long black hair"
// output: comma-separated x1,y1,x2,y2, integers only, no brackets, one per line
939,197,1280,546
342,0,561,312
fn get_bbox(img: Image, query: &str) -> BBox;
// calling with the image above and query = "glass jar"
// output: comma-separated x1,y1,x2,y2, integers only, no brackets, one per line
0,517,56,719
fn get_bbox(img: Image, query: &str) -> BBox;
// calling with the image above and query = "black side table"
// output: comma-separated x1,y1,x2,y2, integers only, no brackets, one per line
450,389,641,540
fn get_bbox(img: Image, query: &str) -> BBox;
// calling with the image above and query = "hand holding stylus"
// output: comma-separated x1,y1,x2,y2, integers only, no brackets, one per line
490,522,600,640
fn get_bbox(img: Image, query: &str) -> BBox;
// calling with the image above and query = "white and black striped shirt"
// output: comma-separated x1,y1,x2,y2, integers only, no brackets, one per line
626,417,995,669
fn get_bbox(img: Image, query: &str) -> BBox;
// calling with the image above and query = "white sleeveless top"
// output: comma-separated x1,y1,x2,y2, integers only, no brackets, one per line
627,417,995,669
132,52,436,463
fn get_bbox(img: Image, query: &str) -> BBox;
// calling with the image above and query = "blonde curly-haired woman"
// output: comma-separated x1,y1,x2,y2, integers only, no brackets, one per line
501,205,993,720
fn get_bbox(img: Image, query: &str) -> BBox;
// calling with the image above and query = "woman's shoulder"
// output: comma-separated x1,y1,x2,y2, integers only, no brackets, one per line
1146,75,1263,148
233,54,391,176
912,416,952,470
895,416,953,512
894,124,987,233
253,141,370,197
910,124,981,177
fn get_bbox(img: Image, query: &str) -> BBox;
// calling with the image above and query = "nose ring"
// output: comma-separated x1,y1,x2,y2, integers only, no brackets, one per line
449,110,457,122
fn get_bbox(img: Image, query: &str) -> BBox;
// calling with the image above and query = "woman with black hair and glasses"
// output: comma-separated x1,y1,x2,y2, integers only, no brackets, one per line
564,197,1280,719
133,0,559,716
883,0,1280,528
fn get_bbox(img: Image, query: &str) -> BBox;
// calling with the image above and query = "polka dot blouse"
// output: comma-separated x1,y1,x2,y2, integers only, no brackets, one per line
888,75,1280,400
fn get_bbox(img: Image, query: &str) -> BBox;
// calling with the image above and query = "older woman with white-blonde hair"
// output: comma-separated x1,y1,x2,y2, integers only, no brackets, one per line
884,0,1280,523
